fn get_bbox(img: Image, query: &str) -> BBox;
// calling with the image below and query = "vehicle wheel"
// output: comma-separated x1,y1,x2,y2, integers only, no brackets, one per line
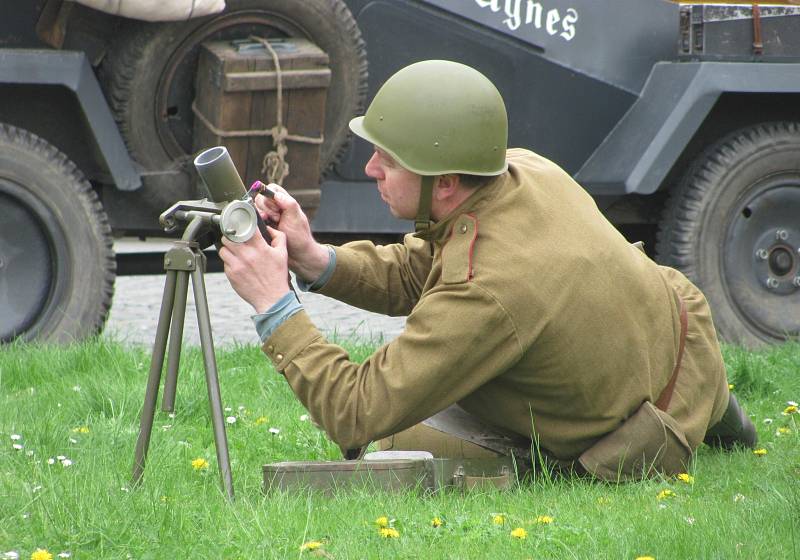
99,0,367,178
0,124,115,344
656,122,800,346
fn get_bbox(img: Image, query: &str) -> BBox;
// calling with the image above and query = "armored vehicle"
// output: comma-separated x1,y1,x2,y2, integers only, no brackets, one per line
1,0,799,347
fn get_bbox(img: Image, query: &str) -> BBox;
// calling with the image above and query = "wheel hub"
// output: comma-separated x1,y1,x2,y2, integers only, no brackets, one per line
753,228,800,295
768,246,793,277
725,181,800,339
0,182,55,342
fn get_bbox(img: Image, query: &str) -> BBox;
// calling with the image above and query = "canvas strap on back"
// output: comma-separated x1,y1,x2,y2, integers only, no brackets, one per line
415,175,435,233
655,298,688,412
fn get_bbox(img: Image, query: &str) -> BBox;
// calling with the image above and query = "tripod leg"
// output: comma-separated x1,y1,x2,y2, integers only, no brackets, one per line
191,265,235,501
162,270,190,413
133,269,178,486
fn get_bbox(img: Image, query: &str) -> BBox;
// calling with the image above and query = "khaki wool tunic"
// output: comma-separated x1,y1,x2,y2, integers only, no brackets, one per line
262,149,731,460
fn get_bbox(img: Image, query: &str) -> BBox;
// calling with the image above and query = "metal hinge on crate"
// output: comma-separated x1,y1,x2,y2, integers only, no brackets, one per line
231,37,297,53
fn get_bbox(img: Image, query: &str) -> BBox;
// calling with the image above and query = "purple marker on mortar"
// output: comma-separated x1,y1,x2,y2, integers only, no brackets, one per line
249,180,276,199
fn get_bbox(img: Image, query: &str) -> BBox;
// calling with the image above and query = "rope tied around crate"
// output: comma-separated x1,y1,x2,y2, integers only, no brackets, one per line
190,35,325,185
252,35,290,184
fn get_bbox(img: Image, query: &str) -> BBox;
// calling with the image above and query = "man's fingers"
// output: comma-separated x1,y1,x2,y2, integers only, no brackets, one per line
267,226,286,250
218,236,232,256
270,189,301,214
220,231,263,261
266,182,289,196
254,183,307,228
255,195,281,222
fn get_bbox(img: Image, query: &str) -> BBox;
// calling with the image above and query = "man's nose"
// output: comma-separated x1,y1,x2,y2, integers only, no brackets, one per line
365,151,383,179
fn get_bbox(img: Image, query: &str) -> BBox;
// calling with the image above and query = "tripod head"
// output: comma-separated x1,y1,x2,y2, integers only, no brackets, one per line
159,146,268,245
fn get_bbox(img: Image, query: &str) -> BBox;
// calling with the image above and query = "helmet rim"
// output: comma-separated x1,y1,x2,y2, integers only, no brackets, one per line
349,116,508,177
348,60,509,177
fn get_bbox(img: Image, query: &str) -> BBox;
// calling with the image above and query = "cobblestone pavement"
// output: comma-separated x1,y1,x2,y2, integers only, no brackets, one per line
104,272,407,347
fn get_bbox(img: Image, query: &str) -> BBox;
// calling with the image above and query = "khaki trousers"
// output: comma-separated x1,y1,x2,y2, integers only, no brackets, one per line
380,423,503,459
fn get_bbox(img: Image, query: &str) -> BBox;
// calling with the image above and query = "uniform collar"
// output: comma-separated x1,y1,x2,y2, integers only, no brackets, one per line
414,173,504,244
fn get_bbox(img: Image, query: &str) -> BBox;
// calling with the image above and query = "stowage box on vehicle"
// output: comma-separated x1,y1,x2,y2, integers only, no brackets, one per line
193,38,331,217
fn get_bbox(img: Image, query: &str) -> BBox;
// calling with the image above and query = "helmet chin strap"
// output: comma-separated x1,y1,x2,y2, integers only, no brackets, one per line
415,175,436,233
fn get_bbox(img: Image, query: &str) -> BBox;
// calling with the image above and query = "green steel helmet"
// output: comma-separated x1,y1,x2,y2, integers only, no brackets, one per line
349,60,508,177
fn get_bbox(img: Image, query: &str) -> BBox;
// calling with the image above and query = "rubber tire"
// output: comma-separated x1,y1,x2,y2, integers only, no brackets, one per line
0,124,115,344
99,0,367,176
656,122,800,347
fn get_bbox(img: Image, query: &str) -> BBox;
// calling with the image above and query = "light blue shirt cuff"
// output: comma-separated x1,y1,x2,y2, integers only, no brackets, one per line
251,291,303,342
296,245,336,292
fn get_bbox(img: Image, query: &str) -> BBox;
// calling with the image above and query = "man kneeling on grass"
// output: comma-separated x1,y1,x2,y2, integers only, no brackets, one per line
219,60,756,481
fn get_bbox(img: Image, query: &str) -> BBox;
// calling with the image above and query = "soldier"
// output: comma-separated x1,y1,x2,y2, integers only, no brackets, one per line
219,60,756,480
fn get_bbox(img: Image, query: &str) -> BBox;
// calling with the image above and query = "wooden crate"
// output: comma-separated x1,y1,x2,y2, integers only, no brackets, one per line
193,38,330,215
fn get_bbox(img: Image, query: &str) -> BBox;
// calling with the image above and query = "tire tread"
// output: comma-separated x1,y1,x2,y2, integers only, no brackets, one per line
0,123,116,340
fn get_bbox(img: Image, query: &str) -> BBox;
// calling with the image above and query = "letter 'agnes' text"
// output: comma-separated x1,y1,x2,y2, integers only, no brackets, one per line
474,0,578,41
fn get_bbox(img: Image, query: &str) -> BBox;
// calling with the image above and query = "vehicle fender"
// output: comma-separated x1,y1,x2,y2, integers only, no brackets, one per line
0,49,141,191
574,62,800,196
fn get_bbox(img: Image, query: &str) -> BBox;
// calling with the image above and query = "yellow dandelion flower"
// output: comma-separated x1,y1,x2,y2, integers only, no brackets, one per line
254,416,268,425
375,516,389,528
535,515,554,524
783,405,798,415
510,527,527,539
492,514,506,525
431,517,443,528
299,541,323,552
31,550,53,560
635,556,656,560
776,427,792,436
677,473,694,484
656,489,676,500
379,527,399,539
753,448,768,456
191,457,209,470
71,426,90,434
728,384,734,390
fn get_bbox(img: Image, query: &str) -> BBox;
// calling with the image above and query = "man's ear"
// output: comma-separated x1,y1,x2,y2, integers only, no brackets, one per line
433,174,461,201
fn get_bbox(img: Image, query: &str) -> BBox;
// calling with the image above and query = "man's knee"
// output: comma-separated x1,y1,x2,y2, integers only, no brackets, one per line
380,423,503,459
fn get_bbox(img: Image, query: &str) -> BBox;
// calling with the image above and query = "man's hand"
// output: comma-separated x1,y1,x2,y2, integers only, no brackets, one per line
254,184,330,283
219,225,290,314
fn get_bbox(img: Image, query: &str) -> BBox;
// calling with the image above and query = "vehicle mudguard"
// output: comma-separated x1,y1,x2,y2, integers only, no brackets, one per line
0,48,141,191
575,61,800,196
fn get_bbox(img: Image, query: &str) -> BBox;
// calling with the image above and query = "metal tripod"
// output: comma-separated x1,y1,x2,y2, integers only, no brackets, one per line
132,216,235,500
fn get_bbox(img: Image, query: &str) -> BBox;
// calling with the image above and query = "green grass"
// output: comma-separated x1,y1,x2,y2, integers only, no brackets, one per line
0,338,798,559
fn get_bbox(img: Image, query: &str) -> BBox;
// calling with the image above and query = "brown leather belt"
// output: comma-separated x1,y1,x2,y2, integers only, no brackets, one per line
655,298,688,412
